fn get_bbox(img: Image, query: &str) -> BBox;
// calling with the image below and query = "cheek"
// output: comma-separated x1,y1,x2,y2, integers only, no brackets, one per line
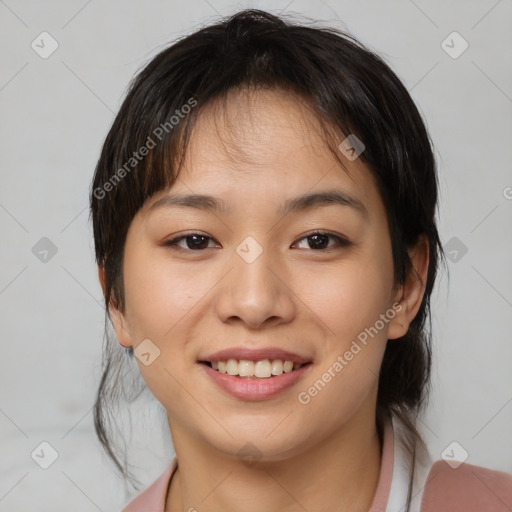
304,257,395,344
296,267,393,427
299,242,394,417
123,249,208,339
122,250,206,404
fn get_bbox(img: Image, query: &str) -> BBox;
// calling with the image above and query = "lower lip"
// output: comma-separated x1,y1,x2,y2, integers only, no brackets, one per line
201,363,312,401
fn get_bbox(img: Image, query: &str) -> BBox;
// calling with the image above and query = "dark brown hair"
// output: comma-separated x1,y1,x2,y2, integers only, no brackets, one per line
89,9,445,507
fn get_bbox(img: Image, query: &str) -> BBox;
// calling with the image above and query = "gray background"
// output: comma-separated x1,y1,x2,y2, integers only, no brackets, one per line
1,0,511,510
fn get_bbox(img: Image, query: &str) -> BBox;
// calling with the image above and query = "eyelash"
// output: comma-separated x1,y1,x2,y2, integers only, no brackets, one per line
163,230,352,253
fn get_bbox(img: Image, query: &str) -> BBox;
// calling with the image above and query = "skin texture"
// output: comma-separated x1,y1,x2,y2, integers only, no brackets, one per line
99,88,429,511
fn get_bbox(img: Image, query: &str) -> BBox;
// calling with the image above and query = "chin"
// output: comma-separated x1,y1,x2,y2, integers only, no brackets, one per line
205,421,316,463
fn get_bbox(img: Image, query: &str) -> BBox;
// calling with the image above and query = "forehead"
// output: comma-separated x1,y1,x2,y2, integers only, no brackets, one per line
146,88,384,221
185,87,340,172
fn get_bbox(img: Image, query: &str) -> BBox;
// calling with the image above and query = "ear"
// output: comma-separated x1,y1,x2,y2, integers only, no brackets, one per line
387,234,430,340
97,266,133,348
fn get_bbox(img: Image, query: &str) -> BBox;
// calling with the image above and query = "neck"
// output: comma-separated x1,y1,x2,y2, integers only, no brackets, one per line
165,408,383,512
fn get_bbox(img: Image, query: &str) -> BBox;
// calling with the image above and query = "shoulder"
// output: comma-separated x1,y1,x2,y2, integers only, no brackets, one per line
122,459,177,512
387,417,512,512
420,459,512,512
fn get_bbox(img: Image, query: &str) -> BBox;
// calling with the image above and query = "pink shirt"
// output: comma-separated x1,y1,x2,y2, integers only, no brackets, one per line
122,416,512,511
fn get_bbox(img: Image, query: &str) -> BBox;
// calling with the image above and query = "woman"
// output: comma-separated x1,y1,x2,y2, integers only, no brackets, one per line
90,9,512,512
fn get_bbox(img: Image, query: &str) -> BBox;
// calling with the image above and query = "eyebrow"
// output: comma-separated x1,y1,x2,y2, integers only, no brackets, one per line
149,189,368,218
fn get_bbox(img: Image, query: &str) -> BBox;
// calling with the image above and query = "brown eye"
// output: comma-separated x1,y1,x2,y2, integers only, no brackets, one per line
293,231,351,251
164,233,217,251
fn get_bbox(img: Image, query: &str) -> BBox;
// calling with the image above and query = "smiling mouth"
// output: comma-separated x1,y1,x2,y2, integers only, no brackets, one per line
201,359,311,379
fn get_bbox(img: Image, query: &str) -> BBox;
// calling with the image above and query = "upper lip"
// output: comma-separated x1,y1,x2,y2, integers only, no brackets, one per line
200,347,312,364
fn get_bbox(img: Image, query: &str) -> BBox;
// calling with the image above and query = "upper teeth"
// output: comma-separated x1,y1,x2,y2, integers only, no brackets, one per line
211,359,301,378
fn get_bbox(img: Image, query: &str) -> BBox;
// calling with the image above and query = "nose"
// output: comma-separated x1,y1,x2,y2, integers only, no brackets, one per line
214,240,296,329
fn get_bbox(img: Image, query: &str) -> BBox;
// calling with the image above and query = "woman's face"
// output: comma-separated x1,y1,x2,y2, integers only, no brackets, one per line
109,88,412,461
